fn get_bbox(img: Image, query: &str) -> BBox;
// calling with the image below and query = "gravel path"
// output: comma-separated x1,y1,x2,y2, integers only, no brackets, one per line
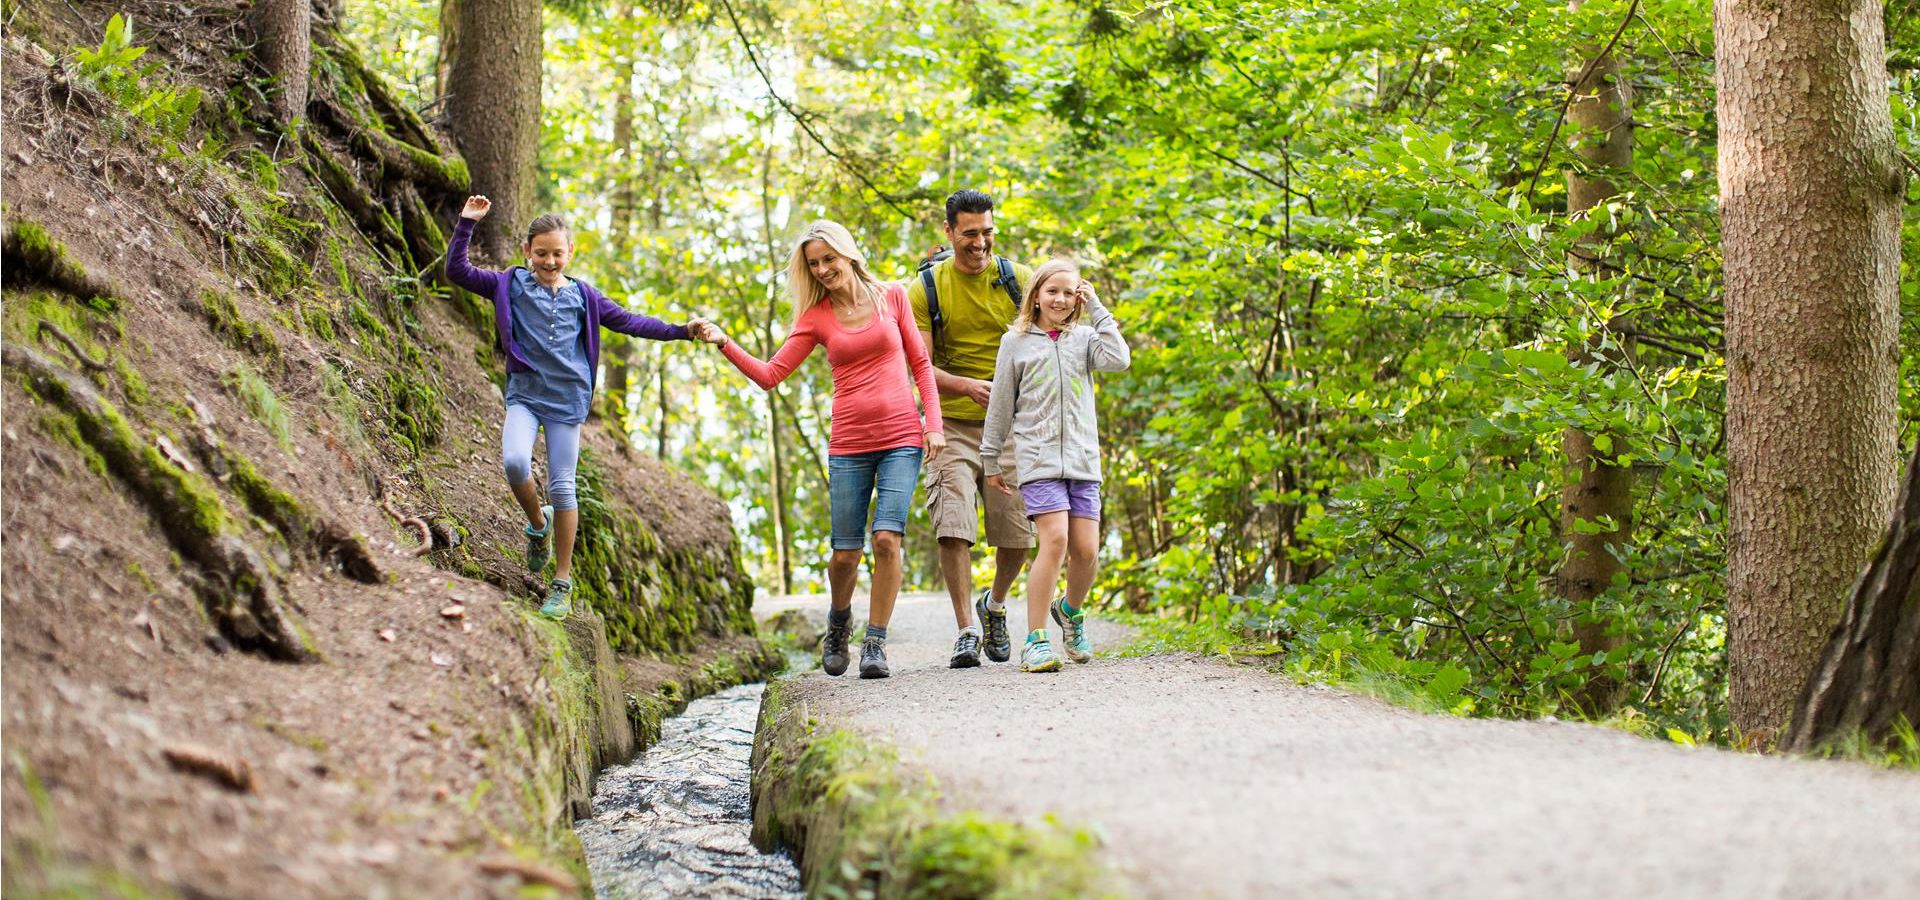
760,592,1920,900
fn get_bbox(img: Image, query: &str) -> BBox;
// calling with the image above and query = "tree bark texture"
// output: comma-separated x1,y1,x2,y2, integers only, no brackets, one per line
1717,0,1904,743
443,0,542,261
1560,0,1636,715
1785,441,1920,752
247,0,312,129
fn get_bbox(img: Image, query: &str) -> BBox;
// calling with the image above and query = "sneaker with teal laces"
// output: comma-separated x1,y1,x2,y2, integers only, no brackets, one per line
1050,599,1092,663
525,505,553,574
1021,634,1062,673
539,578,572,620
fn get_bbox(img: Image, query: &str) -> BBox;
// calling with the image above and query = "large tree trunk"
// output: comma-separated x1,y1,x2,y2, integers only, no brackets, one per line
1717,0,1904,744
1559,0,1636,716
247,0,311,129
1785,442,1920,753
442,0,542,261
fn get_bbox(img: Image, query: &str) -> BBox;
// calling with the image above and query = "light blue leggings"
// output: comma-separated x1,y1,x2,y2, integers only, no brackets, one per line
501,405,582,511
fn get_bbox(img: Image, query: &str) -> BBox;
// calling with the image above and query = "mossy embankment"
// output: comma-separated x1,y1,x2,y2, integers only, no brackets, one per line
750,680,1123,899
1,4,773,897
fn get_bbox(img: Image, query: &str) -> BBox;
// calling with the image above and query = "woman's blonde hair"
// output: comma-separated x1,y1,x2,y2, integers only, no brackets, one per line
1013,258,1085,332
786,220,883,328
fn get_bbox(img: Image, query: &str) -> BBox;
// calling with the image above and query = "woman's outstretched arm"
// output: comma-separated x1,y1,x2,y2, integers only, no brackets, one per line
714,320,819,391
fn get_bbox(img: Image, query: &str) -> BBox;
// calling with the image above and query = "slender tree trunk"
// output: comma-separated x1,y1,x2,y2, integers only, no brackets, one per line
1786,441,1920,752
656,360,669,459
760,139,793,594
443,0,542,261
598,9,637,429
1717,0,1904,744
1559,0,1636,715
247,0,311,129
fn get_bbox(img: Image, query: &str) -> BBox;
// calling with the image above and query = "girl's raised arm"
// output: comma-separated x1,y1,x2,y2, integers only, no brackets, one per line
1082,292,1131,374
444,199,507,297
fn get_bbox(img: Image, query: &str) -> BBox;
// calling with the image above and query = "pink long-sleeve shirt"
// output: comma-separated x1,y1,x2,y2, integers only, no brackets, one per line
721,283,943,456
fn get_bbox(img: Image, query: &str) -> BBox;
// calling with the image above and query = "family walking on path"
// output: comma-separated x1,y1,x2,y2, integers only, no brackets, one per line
444,189,1129,676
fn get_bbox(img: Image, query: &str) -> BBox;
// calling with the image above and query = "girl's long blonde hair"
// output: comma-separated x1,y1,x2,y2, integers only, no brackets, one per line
1012,258,1085,333
786,220,884,328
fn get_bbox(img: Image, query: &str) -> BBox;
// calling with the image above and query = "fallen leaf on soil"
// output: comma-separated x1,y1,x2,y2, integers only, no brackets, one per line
430,652,453,667
378,629,397,642
439,604,465,619
162,744,257,793
477,859,578,893
155,435,194,472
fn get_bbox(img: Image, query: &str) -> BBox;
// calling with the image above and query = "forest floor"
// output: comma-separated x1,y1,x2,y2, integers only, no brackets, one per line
761,592,1920,900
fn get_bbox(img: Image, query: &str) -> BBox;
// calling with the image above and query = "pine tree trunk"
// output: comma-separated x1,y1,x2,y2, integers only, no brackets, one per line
247,0,311,129
1717,0,1904,744
1785,441,1920,753
442,0,542,261
1559,0,1635,715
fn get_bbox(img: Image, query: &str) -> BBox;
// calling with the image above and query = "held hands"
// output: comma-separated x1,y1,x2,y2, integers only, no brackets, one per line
985,473,1012,496
461,195,491,221
687,318,728,345
924,430,947,464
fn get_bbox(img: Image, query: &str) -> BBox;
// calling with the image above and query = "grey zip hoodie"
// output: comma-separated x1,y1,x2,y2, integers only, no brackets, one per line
980,296,1130,485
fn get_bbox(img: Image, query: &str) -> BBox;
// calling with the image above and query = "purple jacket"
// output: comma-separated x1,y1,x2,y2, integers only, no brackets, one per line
444,218,688,384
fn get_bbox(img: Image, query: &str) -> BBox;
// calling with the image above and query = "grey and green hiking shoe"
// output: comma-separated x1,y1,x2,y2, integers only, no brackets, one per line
949,629,982,668
1021,635,1062,673
975,589,1011,663
525,504,553,574
859,637,890,679
821,616,852,677
539,578,572,620
1051,599,1092,663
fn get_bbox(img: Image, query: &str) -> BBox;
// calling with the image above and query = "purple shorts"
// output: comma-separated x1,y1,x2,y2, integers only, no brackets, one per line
1019,478,1101,520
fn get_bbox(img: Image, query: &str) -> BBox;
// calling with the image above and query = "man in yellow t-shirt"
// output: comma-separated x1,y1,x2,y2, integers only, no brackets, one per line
909,189,1036,669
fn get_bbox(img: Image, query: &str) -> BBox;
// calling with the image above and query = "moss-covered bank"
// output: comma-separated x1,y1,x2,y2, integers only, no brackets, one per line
749,681,1124,899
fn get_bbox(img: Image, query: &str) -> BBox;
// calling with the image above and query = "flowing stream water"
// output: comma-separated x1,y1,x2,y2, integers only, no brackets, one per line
576,682,803,899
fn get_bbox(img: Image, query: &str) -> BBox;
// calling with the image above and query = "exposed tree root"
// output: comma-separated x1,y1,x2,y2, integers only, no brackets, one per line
5,344,318,662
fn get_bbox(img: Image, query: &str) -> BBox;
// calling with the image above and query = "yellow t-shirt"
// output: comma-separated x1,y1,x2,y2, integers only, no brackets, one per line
908,257,1034,421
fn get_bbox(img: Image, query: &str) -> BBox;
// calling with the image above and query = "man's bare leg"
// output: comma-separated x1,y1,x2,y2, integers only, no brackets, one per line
939,536,975,629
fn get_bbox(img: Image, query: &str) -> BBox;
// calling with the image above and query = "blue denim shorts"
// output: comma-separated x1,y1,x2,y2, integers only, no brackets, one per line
828,446,924,550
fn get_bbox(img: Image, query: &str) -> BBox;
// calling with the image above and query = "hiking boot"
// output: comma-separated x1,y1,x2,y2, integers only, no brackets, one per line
539,578,572,620
525,505,553,574
859,638,890,679
949,630,982,668
1051,599,1092,663
1021,636,1062,673
975,589,1011,663
821,616,852,677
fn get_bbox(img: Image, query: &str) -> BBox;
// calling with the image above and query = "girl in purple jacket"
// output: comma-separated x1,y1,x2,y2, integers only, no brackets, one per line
446,195,694,619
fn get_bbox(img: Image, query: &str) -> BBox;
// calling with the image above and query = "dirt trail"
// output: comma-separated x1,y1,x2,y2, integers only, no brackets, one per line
761,592,1920,899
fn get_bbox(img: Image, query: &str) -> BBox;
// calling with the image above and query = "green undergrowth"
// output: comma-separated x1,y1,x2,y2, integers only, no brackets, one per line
568,449,755,655
752,681,1120,899
223,364,294,452
1797,718,1920,771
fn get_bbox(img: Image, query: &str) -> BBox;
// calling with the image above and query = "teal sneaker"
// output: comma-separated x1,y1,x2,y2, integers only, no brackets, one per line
1051,599,1092,663
525,505,553,574
1021,634,1062,673
539,578,572,620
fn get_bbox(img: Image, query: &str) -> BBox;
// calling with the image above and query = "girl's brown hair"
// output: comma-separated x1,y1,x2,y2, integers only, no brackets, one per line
1013,258,1085,332
523,214,570,245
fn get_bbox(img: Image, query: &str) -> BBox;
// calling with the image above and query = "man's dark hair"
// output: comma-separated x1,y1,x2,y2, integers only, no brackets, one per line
944,189,996,226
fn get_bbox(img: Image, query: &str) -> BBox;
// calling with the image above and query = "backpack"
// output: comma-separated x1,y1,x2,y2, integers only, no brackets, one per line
918,248,1021,365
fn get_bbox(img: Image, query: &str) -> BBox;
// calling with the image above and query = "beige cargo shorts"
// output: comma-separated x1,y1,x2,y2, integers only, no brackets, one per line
925,420,1035,548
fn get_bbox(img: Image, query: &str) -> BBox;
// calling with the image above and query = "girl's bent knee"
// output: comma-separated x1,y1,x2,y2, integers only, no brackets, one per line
503,455,533,486
548,478,578,511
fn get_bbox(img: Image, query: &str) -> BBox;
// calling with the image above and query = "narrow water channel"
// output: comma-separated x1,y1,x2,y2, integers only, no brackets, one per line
576,683,802,899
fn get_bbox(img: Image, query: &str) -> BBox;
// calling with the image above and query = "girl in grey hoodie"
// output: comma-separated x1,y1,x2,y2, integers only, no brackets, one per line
981,258,1131,672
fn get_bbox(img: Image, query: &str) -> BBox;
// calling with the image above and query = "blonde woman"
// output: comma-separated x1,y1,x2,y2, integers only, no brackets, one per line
692,221,946,679
979,258,1130,672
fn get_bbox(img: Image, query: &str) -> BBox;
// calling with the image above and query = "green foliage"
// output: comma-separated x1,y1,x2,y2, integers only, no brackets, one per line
73,14,202,142
223,364,295,452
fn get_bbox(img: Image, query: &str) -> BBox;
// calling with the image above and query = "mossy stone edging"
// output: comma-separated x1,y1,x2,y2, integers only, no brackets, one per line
748,681,1124,900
